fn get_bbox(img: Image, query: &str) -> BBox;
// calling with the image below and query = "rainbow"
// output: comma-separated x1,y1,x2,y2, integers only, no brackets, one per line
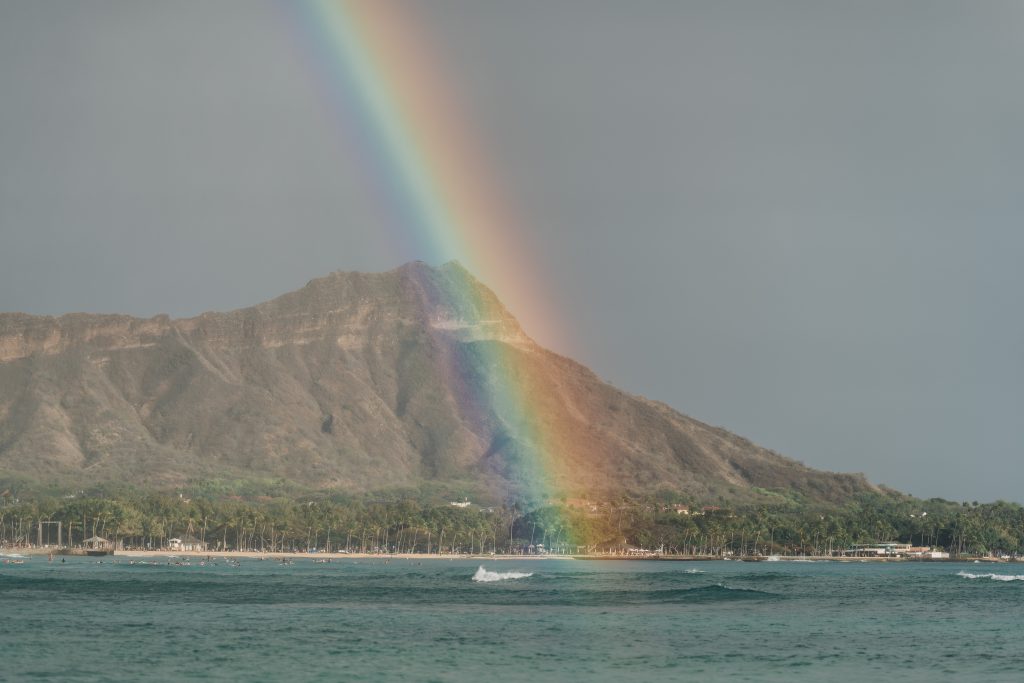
285,0,571,507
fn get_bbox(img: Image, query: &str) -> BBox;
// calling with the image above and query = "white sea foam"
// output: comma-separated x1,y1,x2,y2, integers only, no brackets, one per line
472,566,533,582
0,553,27,559
957,571,1024,582
683,569,705,574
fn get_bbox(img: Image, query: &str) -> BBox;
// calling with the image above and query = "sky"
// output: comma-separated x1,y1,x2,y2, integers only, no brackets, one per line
1,0,1021,503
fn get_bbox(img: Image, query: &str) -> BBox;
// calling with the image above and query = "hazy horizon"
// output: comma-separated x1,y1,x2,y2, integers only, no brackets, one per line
1,0,1021,503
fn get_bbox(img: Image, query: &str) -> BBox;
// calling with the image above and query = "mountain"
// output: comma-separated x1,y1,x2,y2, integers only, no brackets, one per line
0,261,875,502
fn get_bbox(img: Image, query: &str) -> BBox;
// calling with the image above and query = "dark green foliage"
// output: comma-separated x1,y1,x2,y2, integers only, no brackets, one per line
2,486,1021,557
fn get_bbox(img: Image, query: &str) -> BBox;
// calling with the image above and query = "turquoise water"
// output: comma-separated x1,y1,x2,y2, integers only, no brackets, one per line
1,556,1022,682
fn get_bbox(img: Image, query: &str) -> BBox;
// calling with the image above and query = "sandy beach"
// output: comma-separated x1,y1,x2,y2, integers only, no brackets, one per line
9,548,1013,563
88,549,577,561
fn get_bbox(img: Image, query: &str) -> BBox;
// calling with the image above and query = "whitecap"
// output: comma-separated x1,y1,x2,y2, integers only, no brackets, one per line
957,570,1024,582
683,569,705,574
472,566,533,582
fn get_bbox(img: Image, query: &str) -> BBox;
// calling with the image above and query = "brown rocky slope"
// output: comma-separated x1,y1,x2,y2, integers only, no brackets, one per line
0,261,876,502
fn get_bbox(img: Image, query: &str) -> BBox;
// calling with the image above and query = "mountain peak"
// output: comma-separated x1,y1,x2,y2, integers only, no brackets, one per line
438,258,470,274
0,262,876,503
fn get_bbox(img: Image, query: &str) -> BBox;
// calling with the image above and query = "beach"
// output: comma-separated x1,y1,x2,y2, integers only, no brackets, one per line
9,547,1016,563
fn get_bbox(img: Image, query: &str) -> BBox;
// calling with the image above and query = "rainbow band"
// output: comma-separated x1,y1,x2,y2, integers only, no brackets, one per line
287,0,567,506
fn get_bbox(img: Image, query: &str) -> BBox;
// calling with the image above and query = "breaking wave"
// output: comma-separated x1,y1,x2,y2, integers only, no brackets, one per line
957,571,1024,582
472,566,534,582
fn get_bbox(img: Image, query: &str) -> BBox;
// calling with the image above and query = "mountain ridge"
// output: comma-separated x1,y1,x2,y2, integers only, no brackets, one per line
0,261,877,503
0,261,529,362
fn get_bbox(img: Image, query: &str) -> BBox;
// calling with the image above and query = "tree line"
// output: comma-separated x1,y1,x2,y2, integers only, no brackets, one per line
1,490,1021,557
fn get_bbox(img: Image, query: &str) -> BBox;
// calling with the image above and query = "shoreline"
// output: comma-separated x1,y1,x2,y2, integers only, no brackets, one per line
117,550,573,561
7,548,575,561
5,548,1019,563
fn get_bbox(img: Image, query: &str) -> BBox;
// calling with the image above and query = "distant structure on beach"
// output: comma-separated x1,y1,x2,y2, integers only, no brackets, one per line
83,535,113,556
168,536,208,552
842,543,950,559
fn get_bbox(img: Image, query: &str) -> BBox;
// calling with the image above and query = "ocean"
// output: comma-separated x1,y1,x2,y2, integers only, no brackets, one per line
1,556,1021,682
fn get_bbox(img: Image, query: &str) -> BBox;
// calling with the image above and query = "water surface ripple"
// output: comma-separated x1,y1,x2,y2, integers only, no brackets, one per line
1,558,1020,681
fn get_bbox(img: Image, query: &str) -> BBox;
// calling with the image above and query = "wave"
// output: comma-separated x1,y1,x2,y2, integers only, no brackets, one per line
461,583,778,605
728,572,792,582
1,553,28,559
472,566,533,582
683,569,705,574
674,584,778,602
957,571,1024,582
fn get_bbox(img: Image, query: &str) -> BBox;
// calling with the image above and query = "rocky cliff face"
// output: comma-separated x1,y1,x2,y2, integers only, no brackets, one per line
0,261,875,501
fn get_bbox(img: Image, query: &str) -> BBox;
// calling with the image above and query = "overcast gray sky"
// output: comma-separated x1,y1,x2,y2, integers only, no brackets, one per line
1,0,1021,502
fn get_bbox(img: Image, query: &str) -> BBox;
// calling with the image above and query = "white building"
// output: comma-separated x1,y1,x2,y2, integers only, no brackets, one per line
168,536,207,552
